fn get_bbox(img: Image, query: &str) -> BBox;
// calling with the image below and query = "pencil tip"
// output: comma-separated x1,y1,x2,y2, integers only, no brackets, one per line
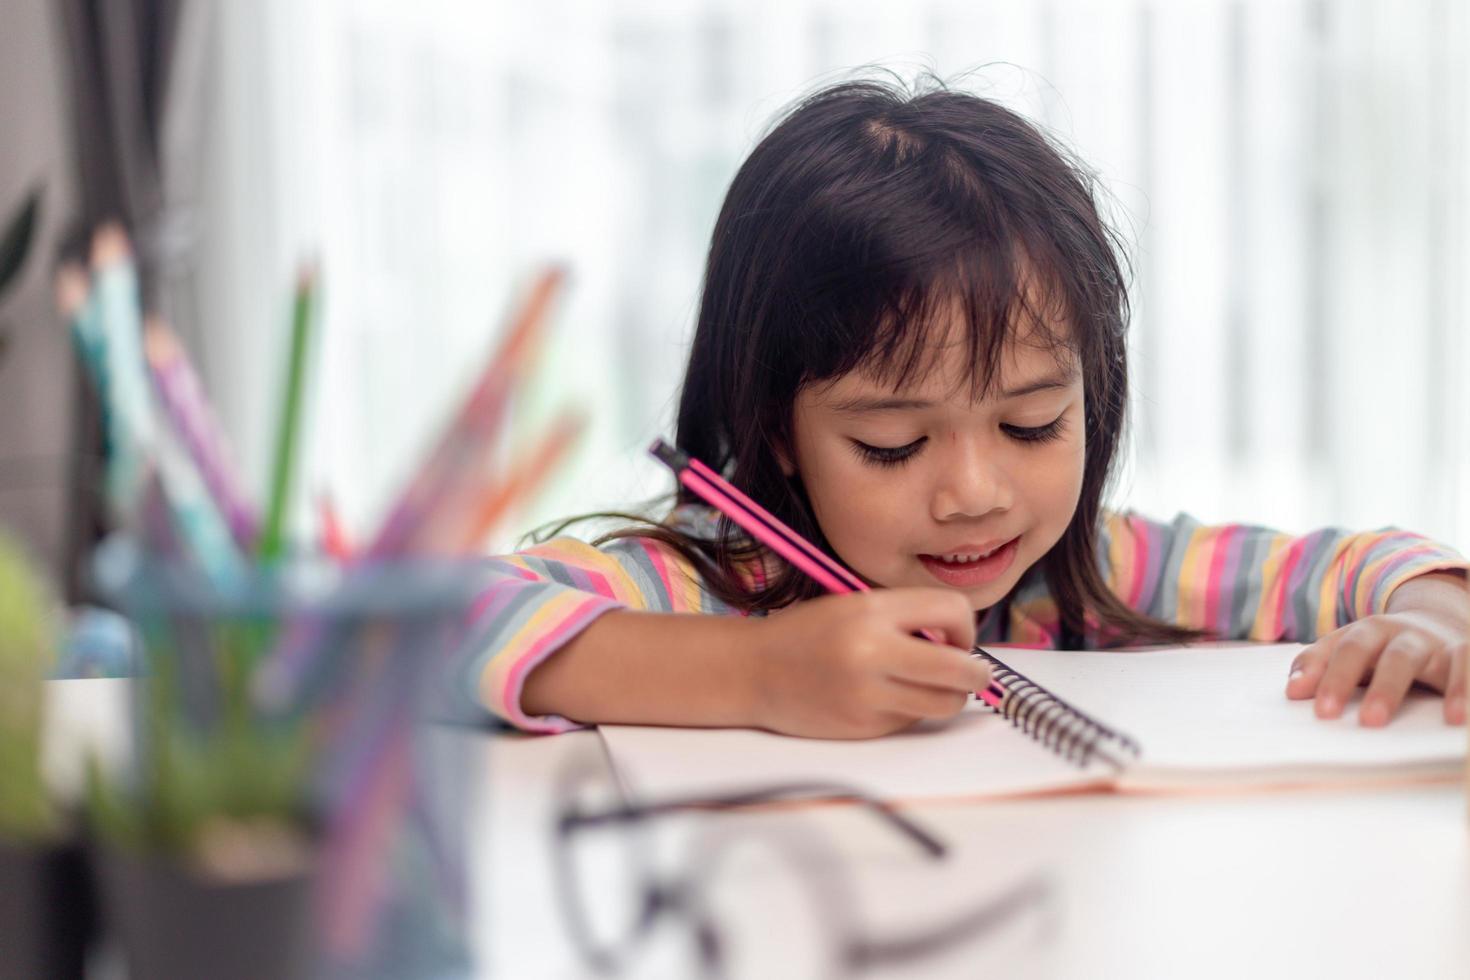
53,263,89,315
90,221,132,267
142,316,177,360
295,261,319,291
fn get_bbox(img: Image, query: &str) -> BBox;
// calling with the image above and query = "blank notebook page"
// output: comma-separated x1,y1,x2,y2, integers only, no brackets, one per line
1005,643,1463,789
598,643,1466,803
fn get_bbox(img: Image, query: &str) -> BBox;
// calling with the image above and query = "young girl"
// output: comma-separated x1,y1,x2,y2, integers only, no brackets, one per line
461,79,1469,739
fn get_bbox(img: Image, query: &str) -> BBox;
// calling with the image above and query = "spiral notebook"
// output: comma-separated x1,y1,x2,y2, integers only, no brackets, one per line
597,643,1467,803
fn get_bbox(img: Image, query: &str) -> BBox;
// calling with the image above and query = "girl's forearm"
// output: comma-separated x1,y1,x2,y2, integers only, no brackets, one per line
518,609,766,727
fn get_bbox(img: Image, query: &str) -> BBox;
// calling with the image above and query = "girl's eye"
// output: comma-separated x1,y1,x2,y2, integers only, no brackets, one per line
850,437,926,468
1002,415,1067,445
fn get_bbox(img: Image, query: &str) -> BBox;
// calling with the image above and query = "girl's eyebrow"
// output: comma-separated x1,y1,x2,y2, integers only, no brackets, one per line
829,369,1079,414
830,395,934,414
999,369,1078,399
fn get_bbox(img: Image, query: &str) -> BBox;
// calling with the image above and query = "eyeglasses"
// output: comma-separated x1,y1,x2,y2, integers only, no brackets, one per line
551,750,1056,979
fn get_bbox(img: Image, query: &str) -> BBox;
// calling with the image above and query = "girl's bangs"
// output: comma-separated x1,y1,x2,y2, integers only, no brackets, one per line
840,235,1080,403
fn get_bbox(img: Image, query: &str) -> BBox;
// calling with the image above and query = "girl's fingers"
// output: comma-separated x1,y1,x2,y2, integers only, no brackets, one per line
1286,635,1336,700
882,677,972,721
1291,622,1468,726
885,637,992,694
1445,644,1467,725
1313,624,1386,719
1414,644,1454,694
1357,634,1430,727
882,589,977,651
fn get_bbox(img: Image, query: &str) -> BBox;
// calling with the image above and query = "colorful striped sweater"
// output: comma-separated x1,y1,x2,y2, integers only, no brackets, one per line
451,507,1467,733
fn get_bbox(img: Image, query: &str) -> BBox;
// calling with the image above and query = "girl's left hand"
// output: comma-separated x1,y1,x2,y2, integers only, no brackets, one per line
1286,572,1470,726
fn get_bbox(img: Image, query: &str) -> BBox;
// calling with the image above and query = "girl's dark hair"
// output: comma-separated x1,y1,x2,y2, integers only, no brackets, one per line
598,76,1199,647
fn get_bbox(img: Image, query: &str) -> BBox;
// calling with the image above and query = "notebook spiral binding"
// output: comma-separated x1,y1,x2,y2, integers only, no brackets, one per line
971,648,1142,770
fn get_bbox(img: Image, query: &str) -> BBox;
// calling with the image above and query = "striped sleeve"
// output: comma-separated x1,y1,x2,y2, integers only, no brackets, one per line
450,535,726,733
1099,511,1469,642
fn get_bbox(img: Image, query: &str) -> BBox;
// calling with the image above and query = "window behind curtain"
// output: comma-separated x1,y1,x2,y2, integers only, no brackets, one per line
186,0,1469,553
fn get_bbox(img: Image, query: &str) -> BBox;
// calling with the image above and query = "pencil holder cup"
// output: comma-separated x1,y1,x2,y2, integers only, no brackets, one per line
88,535,497,980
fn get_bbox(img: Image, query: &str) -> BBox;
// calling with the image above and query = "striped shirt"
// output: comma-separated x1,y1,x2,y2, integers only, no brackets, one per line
451,507,1467,733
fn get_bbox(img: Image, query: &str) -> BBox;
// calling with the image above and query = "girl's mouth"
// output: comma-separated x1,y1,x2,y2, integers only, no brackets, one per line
917,537,1020,588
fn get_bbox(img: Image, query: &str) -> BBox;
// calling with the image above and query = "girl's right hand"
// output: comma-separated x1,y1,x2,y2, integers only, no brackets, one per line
747,589,990,739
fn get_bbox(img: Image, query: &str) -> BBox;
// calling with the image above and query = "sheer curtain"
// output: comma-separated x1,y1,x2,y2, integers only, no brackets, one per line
185,0,1469,553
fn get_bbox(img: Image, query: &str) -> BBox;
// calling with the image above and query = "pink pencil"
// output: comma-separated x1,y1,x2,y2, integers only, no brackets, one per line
144,319,261,551
648,439,1006,708
254,267,565,709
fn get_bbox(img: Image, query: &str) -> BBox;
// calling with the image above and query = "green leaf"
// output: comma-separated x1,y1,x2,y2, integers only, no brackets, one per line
0,531,59,842
0,186,43,301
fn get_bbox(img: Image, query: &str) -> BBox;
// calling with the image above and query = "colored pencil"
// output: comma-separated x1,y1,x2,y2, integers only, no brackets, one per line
318,491,352,562
455,410,585,551
144,318,261,552
55,262,107,385
366,265,565,558
90,225,155,510
259,264,318,562
255,266,566,709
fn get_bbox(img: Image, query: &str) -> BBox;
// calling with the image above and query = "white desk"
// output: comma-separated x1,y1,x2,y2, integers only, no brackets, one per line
475,730,1470,980
48,680,1470,979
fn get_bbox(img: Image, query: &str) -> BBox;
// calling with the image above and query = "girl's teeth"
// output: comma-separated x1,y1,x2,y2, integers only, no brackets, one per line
934,542,1012,564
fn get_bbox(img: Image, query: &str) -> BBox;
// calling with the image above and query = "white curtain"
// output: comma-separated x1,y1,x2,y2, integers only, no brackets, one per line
185,0,1470,553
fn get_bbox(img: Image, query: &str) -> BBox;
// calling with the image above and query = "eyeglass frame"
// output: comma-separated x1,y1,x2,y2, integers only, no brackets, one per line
550,755,1056,978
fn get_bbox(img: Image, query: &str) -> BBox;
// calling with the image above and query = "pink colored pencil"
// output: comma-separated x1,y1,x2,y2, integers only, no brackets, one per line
144,319,261,551
318,491,352,562
319,730,412,957
254,267,566,709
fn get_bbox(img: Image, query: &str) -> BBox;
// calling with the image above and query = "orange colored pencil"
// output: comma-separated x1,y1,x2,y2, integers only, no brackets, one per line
367,266,566,557
459,410,586,549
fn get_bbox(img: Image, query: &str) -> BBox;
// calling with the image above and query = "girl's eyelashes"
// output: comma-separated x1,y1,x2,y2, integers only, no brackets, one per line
850,437,926,467
848,415,1067,468
1002,415,1067,444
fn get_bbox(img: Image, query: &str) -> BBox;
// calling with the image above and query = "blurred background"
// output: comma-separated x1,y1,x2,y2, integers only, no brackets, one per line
2,0,1467,596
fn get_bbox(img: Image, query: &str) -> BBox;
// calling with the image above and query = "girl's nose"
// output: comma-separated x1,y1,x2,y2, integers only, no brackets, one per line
929,447,1014,521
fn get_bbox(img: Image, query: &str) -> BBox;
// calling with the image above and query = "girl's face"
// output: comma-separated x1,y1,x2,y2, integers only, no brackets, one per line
786,319,1086,612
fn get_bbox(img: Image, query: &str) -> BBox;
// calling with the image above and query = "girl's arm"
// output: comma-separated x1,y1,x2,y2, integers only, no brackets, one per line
1099,512,1468,642
521,589,989,738
519,608,767,727
460,535,989,737
1100,512,1470,724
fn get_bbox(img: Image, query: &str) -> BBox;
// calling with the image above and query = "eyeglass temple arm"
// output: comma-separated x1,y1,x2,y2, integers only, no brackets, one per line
563,782,947,859
843,873,1054,970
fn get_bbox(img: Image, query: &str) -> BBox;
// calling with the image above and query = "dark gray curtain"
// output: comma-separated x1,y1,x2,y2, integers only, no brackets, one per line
54,0,201,601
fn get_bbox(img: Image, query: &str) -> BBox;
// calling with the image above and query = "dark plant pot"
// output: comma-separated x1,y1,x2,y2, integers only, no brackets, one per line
98,849,315,980
0,837,94,980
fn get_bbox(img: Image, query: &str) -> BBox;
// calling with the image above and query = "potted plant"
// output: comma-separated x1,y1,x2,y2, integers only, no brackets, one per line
0,530,93,980
84,614,319,980
86,535,487,979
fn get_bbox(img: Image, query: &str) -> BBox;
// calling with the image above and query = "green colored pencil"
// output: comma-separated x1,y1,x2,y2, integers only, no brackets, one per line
258,264,317,562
